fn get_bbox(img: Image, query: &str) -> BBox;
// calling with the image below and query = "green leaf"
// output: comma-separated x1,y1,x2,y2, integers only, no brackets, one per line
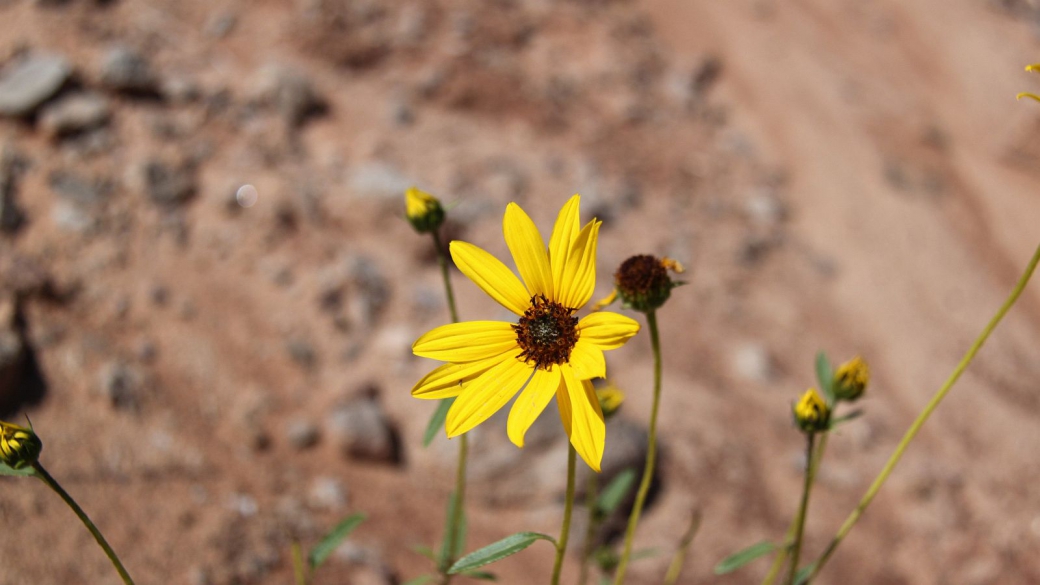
0,462,37,477
714,541,777,575
596,468,637,515
462,570,497,581
401,575,435,585
412,545,436,562
448,532,556,574
423,398,454,447
815,351,835,404
828,409,864,429
308,513,366,569
794,563,816,585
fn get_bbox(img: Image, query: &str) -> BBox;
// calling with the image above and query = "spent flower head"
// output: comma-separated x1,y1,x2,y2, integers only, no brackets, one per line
0,420,42,470
613,255,684,313
411,195,640,471
793,388,830,434
405,186,446,234
833,356,869,402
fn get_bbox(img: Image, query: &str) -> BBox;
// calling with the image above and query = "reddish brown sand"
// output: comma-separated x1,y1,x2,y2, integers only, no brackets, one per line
1,1,1039,584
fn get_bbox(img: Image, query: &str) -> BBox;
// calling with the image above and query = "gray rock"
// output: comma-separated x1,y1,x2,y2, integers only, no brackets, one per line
326,393,400,464
731,342,775,382
0,154,25,234
286,417,320,450
347,162,412,201
744,187,787,225
285,338,316,369
99,47,158,94
39,92,110,137
0,328,26,407
140,160,196,207
0,53,71,117
97,360,146,410
349,255,390,326
248,64,325,127
306,476,347,510
49,170,110,206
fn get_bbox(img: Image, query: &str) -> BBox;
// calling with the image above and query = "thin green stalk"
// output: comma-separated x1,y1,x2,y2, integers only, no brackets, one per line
663,509,702,585
614,309,663,585
32,462,135,585
805,242,1040,583
291,542,308,585
762,433,829,585
786,433,817,585
578,472,600,585
432,227,466,584
432,229,459,323
551,445,578,585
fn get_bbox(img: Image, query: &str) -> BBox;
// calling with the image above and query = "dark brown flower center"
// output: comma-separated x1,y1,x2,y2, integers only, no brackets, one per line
513,294,579,370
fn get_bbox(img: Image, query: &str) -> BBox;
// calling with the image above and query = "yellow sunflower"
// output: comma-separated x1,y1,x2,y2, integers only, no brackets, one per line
411,194,640,471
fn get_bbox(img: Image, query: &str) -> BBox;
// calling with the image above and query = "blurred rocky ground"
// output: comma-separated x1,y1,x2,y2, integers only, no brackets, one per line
0,1,1039,584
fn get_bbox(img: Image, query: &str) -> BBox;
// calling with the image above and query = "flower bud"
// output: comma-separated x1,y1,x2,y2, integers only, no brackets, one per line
595,384,624,420
0,421,42,470
405,187,446,234
793,388,830,433
833,356,869,402
614,255,682,313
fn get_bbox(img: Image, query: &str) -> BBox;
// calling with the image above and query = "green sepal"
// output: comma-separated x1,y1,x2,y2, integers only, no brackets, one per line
308,513,366,569
595,468,637,516
423,398,454,448
0,461,37,477
714,541,777,574
815,351,835,404
447,532,556,574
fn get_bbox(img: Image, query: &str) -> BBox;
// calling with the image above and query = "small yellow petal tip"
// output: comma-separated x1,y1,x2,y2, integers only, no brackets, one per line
1026,64,1040,73
590,289,618,312
1016,92,1040,103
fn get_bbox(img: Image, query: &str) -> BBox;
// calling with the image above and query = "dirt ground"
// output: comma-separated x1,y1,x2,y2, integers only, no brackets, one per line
1,0,1039,584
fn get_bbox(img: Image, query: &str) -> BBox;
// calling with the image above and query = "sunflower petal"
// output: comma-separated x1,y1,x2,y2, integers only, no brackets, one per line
446,352,533,437
560,365,605,472
507,367,562,447
569,340,606,380
577,312,641,350
548,195,581,299
450,241,531,315
413,321,518,362
412,352,512,399
504,203,553,298
557,219,601,309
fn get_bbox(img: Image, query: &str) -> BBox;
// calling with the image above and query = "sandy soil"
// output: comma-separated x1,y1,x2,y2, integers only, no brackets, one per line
0,1,1039,584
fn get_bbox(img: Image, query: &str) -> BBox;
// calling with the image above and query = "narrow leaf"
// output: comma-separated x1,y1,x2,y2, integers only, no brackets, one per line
423,398,454,447
448,532,556,574
828,409,864,429
596,468,637,515
412,545,436,561
794,563,816,585
401,576,435,585
438,490,465,569
815,351,835,404
308,513,366,569
462,570,497,581
714,541,777,575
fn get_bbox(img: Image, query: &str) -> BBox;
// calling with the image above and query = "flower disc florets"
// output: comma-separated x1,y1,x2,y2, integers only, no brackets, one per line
513,294,579,370
615,255,677,312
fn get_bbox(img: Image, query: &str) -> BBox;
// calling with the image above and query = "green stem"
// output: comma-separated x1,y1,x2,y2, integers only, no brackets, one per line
578,472,600,585
762,433,828,585
32,462,135,585
786,433,817,585
663,509,702,585
291,542,308,585
432,229,459,323
551,445,578,585
805,242,1040,583
614,309,663,585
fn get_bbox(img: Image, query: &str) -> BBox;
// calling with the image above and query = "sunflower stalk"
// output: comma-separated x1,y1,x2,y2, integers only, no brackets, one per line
613,309,663,585
32,462,135,585
804,242,1040,583
578,472,600,585
551,445,578,585
786,432,817,585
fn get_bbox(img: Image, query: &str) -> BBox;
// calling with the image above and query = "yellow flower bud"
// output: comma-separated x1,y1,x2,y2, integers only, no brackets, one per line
405,187,445,234
793,388,829,433
595,383,625,420
833,356,869,402
0,421,42,470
